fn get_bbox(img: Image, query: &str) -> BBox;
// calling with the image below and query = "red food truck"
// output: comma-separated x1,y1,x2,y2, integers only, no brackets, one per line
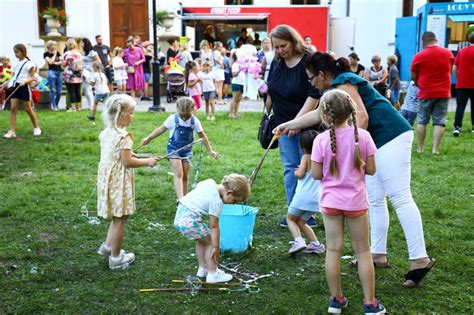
180,5,329,51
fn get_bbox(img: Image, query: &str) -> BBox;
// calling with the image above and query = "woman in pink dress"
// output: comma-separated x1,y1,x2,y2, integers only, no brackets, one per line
123,38,145,98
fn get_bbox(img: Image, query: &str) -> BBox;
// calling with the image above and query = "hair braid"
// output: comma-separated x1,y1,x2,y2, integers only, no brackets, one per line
328,105,338,177
351,104,365,171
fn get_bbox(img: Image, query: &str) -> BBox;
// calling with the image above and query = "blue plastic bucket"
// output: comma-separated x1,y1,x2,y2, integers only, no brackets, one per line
219,204,259,253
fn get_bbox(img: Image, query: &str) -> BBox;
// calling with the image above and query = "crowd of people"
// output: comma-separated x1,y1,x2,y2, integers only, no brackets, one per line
1,23,473,314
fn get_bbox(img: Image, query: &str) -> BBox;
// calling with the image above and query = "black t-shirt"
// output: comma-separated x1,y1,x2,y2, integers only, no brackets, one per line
267,54,321,126
93,44,111,67
143,55,152,73
166,48,179,64
351,64,365,75
43,51,62,71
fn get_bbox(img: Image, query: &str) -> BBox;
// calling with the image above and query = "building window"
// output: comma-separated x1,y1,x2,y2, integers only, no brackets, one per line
291,0,320,4
225,0,253,4
38,0,67,36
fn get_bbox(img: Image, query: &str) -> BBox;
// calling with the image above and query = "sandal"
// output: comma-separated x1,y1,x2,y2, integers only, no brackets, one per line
403,257,436,288
350,259,391,268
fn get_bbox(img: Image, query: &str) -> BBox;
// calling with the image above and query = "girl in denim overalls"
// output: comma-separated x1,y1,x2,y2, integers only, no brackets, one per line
141,97,220,199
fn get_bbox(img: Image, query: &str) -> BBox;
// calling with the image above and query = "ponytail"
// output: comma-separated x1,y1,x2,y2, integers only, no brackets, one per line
350,105,365,171
326,103,338,177
305,53,351,78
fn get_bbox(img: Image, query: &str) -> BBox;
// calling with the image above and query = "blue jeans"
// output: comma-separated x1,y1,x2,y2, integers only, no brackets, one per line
278,134,303,205
47,70,62,109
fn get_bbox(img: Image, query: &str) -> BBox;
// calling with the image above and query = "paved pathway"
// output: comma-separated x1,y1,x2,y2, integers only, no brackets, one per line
56,95,462,113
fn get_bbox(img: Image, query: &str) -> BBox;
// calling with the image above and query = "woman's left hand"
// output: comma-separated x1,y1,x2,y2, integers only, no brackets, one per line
19,81,26,87
288,129,301,138
210,247,220,264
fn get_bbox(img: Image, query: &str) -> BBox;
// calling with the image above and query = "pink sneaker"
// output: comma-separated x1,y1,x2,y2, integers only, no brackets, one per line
303,241,325,254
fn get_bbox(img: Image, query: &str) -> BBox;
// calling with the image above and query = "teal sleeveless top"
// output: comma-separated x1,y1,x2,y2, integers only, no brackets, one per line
332,72,411,148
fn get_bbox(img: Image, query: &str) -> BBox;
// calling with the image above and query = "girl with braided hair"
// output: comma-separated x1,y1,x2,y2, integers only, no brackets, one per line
96,94,159,270
311,89,384,314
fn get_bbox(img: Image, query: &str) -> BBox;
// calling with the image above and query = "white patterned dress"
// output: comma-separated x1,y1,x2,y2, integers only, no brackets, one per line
97,127,135,219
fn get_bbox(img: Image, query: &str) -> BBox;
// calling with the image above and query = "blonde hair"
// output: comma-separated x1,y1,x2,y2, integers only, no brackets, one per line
46,40,57,50
176,97,195,115
270,25,312,62
113,47,123,57
387,54,398,65
199,40,210,50
102,94,136,129
92,60,103,72
179,43,188,52
319,89,365,177
221,174,250,200
66,38,78,51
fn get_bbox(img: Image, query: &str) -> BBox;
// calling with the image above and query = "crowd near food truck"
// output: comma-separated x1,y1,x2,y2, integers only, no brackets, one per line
180,6,329,52
395,1,474,82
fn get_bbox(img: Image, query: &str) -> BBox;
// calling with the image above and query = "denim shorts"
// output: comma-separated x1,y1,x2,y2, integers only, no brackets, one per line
203,90,216,101
390,88,400,103
287,206,315,221
95,93,110,103
144,72,151,83
401,109,417,126
232,84,243,93
418,98,449,126
174,205,210,240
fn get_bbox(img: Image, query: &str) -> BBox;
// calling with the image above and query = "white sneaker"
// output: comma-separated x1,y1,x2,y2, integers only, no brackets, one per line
210,116,216,121
3,130,16,139
109,252,135,270
196,266,208,277
206,269,233,283
33,128,42,136
97,243,112,256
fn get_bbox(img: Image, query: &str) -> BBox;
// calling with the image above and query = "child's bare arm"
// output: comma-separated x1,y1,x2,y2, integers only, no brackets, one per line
209,215,220,264
141,125,167,145
365,155,376,175
311,161,323,180
121,149,158,168
197,131,220,159
294,155,309,179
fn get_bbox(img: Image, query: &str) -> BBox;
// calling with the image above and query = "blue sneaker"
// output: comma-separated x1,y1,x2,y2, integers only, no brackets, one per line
364,300,386,315
279,216,288,227
306,216,317,227
328,297,348,314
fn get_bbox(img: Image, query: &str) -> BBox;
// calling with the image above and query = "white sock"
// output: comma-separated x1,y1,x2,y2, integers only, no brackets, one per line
104,243,111,251
110,253,122,260
295,237,305,243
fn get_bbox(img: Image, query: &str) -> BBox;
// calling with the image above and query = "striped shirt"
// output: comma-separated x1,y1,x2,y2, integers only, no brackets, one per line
402,81,420,113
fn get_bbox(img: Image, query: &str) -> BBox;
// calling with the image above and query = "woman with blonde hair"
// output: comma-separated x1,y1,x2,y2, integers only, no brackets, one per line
266,24,321,228
62,38,83,111
43,40,63,110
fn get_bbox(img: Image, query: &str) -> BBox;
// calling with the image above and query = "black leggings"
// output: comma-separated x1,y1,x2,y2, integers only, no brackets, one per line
66,83,81,103
454,88,474,128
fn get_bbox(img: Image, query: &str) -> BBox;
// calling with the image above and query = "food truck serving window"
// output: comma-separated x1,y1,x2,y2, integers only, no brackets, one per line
448,14,474,23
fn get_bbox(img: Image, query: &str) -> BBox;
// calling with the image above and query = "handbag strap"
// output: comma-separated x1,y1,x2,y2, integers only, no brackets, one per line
12,60,29,85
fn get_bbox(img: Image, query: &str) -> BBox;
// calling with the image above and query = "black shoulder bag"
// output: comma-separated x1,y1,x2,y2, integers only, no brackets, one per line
258,104,278,149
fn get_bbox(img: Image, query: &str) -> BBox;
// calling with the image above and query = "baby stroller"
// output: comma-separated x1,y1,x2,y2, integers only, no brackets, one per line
166,69,186,103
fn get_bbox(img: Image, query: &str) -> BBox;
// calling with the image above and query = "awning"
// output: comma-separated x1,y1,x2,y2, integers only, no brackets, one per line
181,13,269,21
448,14,474,23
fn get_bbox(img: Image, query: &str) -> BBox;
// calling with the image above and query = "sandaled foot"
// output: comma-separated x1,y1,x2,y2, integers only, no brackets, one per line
404,257,436,288
416,147,424,153
350,259,391,268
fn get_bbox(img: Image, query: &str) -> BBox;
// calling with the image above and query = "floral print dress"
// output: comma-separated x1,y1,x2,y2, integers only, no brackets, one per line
97,127,135,219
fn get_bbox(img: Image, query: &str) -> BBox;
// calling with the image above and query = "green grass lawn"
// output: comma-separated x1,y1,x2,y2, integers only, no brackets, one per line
0,110,473,313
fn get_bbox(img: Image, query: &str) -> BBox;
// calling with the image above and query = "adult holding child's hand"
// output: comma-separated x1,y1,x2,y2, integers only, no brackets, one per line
274,52,435,288
266,25,321,227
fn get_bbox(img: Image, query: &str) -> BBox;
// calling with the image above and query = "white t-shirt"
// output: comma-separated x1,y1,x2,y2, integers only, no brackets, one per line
180,179,224,218
90,72,110,94
199,71,216,92
163,114,203,139
9,60,35,87
264,51,275,82
112,56,128,80
83,50,98,71
231,63,245,85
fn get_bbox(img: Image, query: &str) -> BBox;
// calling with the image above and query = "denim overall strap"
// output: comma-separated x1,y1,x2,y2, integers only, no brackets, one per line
167,114,195,157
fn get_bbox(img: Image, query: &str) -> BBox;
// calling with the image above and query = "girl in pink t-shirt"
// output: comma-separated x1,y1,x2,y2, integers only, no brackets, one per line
185,61,202,110
311,90,386,314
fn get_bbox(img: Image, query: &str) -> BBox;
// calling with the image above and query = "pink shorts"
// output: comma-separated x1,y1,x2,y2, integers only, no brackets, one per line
322,207,367,218
191,95,201,110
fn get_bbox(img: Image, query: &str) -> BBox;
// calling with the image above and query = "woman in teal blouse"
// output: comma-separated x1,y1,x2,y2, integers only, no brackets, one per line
275,52,435,288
